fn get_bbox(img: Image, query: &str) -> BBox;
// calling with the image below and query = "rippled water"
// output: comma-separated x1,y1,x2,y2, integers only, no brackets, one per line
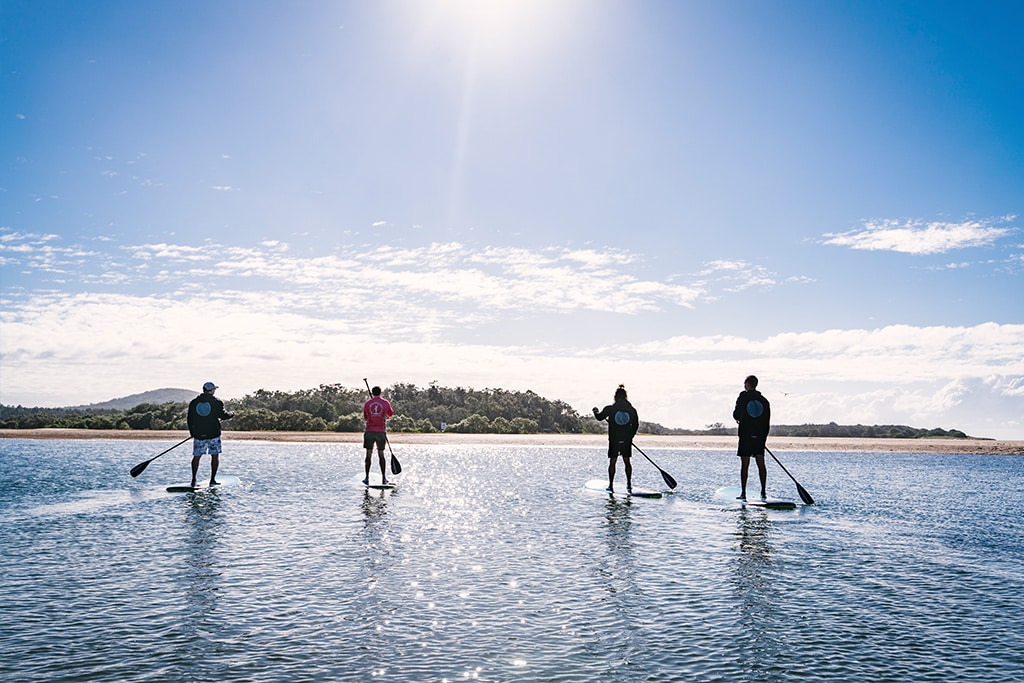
1,438,1021,682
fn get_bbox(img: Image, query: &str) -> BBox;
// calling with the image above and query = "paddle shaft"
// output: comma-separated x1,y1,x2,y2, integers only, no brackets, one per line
631,442,678,490
363,378,402,475
129,436,191,478
765,446,814,505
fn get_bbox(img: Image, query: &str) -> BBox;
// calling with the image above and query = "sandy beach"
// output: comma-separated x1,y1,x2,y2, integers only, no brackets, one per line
1,428,1020,455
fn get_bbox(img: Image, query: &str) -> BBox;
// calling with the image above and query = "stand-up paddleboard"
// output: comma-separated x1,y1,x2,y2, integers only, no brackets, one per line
166,474,240,493
354,474,397,490
584,478,662,499
715,486,797,509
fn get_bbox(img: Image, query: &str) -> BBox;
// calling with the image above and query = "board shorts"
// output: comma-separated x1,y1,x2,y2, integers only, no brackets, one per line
192,437,222,456
364,431,387,450
607,440,632,459
736,435,766,458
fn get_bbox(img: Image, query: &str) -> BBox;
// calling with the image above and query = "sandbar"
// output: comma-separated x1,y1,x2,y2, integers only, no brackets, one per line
1,428,1020,455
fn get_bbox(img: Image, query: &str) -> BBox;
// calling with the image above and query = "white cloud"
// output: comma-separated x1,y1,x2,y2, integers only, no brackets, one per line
822,217,1015,255
1,284,1021,438
3,236,1021,438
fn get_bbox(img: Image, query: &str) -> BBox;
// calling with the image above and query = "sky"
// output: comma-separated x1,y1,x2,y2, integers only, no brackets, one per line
1,0,1022,439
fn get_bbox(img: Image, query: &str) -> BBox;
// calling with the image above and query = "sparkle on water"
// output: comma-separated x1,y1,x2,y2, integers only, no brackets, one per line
1,438,1021,682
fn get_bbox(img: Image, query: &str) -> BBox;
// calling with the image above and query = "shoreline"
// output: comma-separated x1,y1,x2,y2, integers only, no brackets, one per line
1,428,1020,455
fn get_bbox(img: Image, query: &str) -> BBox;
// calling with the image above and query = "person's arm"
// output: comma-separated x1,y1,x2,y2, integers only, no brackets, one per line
593,405,608,421
733,394,744,423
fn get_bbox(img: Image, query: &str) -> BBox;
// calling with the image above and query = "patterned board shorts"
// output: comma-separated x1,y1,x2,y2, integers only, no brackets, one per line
193,437,223,456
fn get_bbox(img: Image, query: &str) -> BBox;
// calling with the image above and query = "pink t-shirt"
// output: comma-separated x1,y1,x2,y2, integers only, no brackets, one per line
363,396,394,432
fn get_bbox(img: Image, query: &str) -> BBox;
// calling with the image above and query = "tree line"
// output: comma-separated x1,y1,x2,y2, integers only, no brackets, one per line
0,383,971,438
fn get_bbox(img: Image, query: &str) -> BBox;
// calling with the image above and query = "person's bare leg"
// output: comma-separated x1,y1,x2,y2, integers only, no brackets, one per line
378,449,388,484
739,455,750,500
624,456,633,491
364,448,373,484
755,454,767,499
190,456,201,488
209,453,219,485
607,456,617,492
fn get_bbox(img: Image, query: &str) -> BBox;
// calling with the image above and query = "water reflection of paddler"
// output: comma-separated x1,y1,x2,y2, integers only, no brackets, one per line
361,487,391,520
603,496,634,554
183,492,225,613
731,508,776,633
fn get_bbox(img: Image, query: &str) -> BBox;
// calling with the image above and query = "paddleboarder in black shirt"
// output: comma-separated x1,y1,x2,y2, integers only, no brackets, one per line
187,381,234,488
593,384,639,493
733,374,770,500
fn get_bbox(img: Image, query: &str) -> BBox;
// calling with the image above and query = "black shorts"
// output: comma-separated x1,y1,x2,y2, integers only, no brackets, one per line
363,432,387,450
737,436,766,458
607,441,632,459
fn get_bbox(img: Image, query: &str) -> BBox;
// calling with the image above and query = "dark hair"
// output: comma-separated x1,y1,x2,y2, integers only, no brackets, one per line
614,384,627,400
745,375,758,388
372,386,382,396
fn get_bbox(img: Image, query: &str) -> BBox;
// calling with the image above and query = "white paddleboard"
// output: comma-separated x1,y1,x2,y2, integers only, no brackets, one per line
584,478,662,499
354,473,397,490
715,485,797,509
166,474,240,493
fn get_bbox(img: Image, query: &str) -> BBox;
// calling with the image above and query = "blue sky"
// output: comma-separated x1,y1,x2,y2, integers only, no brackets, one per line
2,0,1022,438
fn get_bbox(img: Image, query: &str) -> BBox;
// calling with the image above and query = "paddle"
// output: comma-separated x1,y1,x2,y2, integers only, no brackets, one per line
129,436,191,478
363,378,402,475
765,446,814,505
631,442,678,490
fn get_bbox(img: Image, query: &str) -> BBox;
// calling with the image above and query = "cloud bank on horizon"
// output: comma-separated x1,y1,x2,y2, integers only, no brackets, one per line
1,1,1022,439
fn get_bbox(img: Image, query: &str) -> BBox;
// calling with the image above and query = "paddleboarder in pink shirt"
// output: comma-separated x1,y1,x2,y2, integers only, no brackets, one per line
363,386,394,485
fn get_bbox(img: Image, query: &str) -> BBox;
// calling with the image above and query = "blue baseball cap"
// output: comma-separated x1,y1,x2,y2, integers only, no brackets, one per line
203,381,217,391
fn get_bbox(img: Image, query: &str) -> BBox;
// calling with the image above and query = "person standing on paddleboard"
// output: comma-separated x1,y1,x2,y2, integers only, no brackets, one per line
593,384,639,493
363,386,394,485
186,382,235,488
733,374,771,501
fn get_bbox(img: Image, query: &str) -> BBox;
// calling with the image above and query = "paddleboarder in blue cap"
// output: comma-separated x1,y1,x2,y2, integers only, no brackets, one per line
187,381,235,488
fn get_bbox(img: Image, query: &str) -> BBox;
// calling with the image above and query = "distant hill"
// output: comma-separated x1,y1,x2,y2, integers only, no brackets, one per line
69,388,195,411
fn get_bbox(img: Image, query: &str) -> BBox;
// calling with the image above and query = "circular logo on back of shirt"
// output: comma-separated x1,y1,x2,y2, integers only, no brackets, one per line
196,402,212,417
614,410,632,426
746,400,764,418
369,403,384,417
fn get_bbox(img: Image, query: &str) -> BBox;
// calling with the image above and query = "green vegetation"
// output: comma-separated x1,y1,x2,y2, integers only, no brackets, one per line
0,383,598,434
0,384,972,438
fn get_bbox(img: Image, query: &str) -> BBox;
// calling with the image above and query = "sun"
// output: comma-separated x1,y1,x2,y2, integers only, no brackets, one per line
415,0,579,68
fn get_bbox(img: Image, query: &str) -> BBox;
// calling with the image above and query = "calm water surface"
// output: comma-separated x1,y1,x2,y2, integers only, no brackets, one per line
1,439,1021,682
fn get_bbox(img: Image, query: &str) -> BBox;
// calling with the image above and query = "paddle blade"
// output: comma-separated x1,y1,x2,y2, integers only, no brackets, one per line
797,483,815,505
661,469,678,490
390,455,402,475
129,459,151,478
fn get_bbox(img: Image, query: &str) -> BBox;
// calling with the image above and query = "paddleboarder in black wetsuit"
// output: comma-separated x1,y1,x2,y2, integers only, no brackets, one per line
733,374,770,500
187,382,234,488
593,384,639,493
